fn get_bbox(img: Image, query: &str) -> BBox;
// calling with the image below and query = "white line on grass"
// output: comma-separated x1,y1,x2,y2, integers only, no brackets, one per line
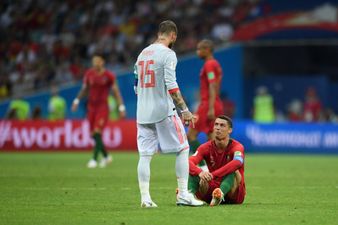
16,187,107,191
250,186,335,189
120,187,174,191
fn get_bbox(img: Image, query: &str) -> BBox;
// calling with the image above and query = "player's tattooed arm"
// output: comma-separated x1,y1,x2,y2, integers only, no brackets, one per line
170,91,188,111
170,91,196,127
71,84,89,112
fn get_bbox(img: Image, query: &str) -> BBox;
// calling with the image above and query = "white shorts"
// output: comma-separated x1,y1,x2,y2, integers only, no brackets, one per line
137,114,189,156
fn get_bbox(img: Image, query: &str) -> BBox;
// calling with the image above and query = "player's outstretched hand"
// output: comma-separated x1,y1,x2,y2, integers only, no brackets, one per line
181,110,196,127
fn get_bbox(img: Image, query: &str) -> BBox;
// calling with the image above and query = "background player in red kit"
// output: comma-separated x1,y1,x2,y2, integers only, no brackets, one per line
187,39,224,154
72,55,126,168
189,115,246,206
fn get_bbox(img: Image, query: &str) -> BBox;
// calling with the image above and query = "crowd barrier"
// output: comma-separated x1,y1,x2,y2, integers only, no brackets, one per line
1,120,337,154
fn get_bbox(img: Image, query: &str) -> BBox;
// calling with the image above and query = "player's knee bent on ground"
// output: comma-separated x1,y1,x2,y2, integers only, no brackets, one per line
188,171,244,204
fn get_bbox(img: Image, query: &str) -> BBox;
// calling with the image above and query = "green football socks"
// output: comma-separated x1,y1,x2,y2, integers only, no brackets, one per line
188,175,200,194
93,133,107,160
189,173,235,196
189,139,200,154
220,173,235,195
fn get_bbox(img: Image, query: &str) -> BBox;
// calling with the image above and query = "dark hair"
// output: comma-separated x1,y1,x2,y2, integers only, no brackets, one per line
217,115,233,128
32,106,42,120
199,39,214,52
158,20,178,35
92,54,106,62
7,108,17,119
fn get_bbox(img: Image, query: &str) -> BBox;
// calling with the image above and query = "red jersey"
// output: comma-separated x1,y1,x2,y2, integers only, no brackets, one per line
189,139,245,183
200,59,222,103
303,100,322,122
222,99,235,118
83,68,116,106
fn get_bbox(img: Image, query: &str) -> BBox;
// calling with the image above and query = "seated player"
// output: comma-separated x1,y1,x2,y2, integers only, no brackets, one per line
188,115,246,206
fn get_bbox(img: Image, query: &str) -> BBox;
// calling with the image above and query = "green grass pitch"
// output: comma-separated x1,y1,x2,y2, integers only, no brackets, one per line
0,152,337,225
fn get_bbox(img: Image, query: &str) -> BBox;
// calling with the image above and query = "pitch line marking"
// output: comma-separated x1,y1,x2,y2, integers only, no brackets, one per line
120,187,174,191
14,187,107,191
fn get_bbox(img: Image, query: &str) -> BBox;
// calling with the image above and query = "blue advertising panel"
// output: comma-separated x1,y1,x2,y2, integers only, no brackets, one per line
231,120,338,154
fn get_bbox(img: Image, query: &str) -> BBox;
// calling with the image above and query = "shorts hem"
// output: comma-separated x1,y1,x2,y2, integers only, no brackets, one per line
138,151,157,156
160,144,189,154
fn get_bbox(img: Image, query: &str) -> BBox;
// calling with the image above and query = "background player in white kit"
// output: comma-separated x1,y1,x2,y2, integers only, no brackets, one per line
134,20,204,207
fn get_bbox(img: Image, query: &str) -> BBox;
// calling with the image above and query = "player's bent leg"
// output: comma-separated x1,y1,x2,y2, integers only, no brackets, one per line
229,170,242,196
188,175,200,194
220,173,235,195
138,155,157,207
225,170,245,204
154,116,204,206
187,128,200,154
176,149,204,206
209,173,235,206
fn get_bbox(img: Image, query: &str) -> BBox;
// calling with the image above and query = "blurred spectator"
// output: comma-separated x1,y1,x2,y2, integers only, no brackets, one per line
322,108,337,123
303,87,322,122
32,106,42,120
7,97,30,120
108,95,119,121
275,109,286,122
69,57,85,81
0,75,12,99
48,86,66,120
221,92,235,118
245,0,271,21
0,0,257,97
287,99,303,122
253,86,275,123
6,108,17,119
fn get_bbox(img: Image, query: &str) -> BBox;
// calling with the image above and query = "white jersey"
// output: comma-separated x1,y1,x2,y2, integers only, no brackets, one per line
135,43,179,124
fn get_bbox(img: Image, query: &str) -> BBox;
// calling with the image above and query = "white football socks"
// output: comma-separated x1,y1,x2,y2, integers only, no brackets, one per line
138,148,189,203
176,148,189,196
137,155,152,202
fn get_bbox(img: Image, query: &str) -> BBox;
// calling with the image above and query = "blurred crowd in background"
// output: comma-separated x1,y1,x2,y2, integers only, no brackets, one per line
0,0,269,99
251,86,338,124
1,0,337,123
7,84,337,124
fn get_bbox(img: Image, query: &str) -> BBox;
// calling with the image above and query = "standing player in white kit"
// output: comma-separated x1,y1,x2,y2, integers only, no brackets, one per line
134,20,204,207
